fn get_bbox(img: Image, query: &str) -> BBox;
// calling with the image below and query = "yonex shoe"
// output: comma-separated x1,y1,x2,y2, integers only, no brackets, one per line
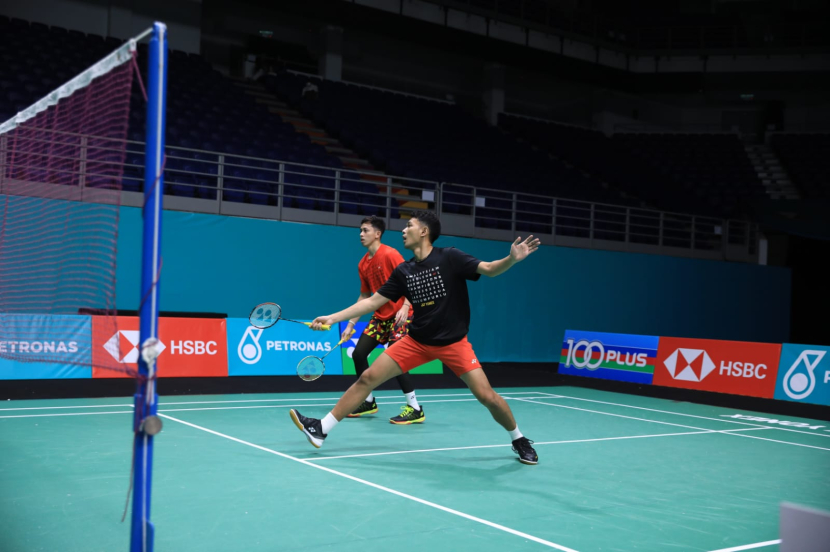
512,437,538,465
289,409,326,448
346,399,378,418
389,405,425,425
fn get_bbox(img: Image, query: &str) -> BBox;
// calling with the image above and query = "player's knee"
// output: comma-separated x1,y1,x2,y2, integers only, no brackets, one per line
357,368,380,388
476,389,500,409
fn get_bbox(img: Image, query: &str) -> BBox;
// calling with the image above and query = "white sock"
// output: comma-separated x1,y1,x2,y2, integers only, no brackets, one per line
508,426,523,441
405,391,419,410
321,413,339,435
365,392,374,403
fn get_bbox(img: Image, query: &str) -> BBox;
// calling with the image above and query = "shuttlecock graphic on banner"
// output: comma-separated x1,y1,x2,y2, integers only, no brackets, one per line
104,331,166,363
663,348,716,382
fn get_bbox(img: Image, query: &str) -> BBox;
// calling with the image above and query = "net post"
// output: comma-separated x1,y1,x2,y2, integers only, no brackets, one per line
131,21,167,552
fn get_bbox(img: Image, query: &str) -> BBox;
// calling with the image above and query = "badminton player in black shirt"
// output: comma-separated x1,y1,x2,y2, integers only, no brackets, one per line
290,211,541,464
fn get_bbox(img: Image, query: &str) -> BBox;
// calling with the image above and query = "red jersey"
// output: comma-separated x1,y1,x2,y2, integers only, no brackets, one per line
358,244,412,321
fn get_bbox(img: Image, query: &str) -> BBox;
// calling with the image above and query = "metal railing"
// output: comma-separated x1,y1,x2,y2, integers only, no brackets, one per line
0,136,759,262
420,0,827,55
120,141,438,226
438,181,754,257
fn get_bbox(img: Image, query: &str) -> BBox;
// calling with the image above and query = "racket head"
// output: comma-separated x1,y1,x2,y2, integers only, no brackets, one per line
297,355,325,382
249,302,281,329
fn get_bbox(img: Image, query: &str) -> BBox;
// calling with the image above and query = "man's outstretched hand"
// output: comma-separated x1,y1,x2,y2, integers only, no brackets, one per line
510,235,541,263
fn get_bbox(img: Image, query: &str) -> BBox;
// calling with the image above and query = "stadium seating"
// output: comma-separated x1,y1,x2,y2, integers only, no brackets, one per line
770,133,830,200
500,114,766,218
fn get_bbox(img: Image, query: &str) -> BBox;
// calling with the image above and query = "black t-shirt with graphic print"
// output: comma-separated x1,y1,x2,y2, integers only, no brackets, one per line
377,247,482,346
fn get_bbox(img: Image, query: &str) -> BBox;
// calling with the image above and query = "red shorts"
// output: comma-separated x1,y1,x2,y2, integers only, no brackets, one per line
384,335,480,377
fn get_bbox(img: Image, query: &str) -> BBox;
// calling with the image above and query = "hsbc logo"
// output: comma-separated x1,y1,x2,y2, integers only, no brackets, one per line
92,317,228,378
104,331,157,363
664,348,768,381
104,331,218,363
663,349,716,382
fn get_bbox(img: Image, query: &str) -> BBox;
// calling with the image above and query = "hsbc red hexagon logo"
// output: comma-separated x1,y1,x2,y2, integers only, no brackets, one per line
654,337,781,398
663,348,716,382
103,330,167,363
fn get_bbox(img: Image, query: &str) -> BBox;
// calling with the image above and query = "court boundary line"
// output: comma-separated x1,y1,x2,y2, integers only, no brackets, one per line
0,391,551,411
159,413,580,552
514,397,830,452
0,398,483,418
707,538,781,552
533,391,830,439
306,428,772,462
0,410,134,419
3,390,825,454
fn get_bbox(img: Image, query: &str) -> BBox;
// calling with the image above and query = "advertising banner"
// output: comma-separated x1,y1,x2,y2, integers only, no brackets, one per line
92,316,228,378
653,337,781,398
558,330,659,384
774,344,830,407
228,318,343,376
0,314,92,379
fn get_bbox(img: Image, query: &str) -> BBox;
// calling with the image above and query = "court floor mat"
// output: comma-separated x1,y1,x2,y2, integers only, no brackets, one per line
1,386,828,552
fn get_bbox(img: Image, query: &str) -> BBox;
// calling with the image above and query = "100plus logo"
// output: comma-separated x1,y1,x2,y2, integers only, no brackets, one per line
564,339,649,370
559,330,659,385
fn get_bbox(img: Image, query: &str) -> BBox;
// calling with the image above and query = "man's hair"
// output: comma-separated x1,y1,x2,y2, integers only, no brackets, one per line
410,211,441,243
360,215,385,236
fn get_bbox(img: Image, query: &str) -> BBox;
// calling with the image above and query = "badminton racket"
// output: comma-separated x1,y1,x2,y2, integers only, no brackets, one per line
249,302,330,330
296,328,356,381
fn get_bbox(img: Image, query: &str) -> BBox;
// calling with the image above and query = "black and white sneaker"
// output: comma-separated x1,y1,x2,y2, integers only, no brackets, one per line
290,409,326,448
512,437,538,465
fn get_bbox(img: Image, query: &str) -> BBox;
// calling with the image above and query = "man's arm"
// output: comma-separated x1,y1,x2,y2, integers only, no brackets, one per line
311,293,391,330
341,292,370,340
476,235,541,277
347,292,370,327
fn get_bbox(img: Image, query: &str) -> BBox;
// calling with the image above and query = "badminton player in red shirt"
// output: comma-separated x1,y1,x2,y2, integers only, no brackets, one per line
344,216,423,424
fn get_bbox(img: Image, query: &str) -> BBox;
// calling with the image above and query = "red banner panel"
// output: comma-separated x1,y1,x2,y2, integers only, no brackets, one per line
653,337,781,398
92,316,228,378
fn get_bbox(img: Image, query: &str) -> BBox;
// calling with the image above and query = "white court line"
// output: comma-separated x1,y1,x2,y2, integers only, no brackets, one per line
0,391,550,411
309,427,773,461
534,392,830,439
0,411,133,419
514,398,830,452
0,404,132,411
308,430,720,461
507,397,718,432
154,398,479,414
0,397,491,418
714,430,830,452
160,413,580,552
707,539,781,552
155,391,547,407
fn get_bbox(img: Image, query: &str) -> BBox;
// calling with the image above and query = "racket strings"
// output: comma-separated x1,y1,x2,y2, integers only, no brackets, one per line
298,356,325,381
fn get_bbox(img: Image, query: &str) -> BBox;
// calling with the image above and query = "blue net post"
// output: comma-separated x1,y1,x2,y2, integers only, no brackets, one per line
131,22,167,552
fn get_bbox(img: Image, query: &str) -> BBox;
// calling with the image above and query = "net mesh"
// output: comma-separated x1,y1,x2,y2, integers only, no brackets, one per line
0,44,139,377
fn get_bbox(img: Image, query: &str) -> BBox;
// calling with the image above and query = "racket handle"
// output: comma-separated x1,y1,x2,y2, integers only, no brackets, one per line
303,322,331,331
